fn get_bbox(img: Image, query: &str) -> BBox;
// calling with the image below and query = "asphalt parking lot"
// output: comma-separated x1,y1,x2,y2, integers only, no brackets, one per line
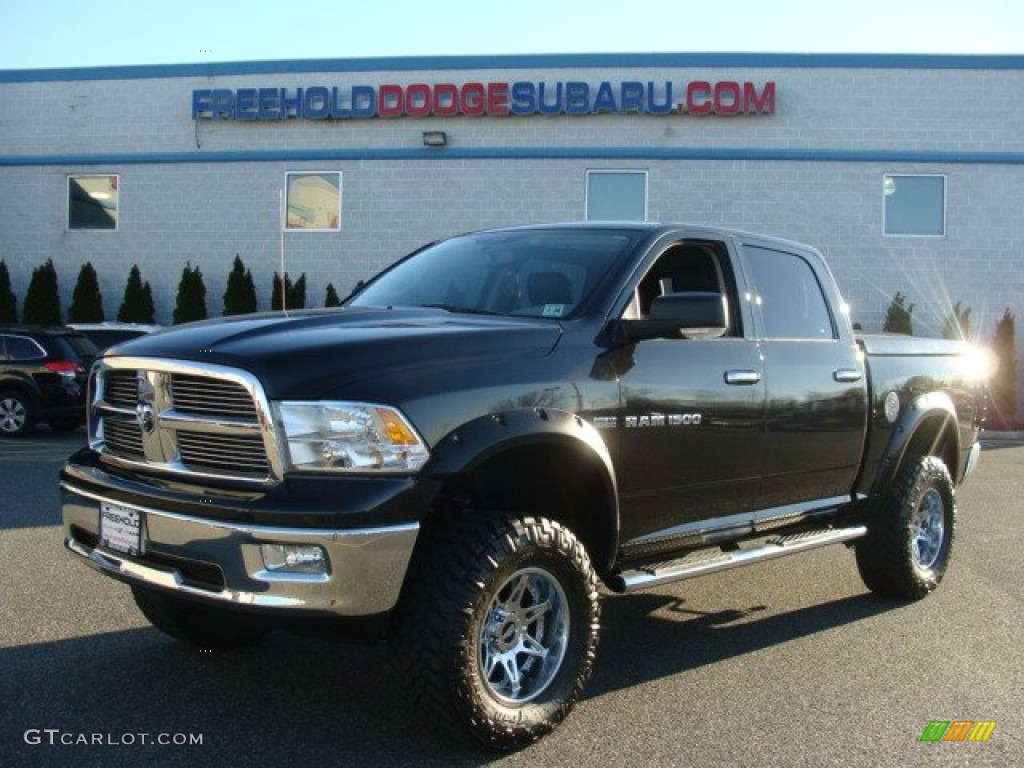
1,428,1021,767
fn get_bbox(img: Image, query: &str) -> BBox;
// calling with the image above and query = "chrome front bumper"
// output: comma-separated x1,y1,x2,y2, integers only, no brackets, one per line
61,481,419,617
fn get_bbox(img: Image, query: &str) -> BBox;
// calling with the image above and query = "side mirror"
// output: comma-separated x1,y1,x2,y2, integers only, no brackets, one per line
650,292,729,339
610,292,729,343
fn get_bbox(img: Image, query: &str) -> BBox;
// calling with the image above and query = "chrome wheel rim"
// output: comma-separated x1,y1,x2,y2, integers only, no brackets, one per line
911,488,945,569
478,566,570,705
0,397,27,434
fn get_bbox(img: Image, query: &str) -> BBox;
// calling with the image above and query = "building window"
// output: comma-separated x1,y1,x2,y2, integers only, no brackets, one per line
285,172,341,230
586,170,647,221
68,175,118,230
883,174,945,236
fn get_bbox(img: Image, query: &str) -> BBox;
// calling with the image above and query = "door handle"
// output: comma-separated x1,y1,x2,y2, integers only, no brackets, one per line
833,369,863,383
725,370,762,386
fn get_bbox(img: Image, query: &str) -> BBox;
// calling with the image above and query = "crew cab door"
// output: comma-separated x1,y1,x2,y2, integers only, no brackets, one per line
607,238,766,543
739,242,868,508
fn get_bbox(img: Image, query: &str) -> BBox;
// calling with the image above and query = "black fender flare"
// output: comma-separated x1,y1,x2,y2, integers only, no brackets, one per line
423,408,620,573
871,391,960,496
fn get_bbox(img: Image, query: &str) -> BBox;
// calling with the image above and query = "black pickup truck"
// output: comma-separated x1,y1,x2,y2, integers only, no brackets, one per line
61,223,986,749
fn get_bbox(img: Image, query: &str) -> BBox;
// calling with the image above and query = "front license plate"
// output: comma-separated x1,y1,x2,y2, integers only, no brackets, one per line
100,503,144,556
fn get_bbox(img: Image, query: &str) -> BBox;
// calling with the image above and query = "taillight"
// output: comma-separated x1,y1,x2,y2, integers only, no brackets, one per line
44,360,82,377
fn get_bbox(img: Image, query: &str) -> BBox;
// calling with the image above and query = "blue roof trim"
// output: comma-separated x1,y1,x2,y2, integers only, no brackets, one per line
2,53,1024,82
4,147,1024,166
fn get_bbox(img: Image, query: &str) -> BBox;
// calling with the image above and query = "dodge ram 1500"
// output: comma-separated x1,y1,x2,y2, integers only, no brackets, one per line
61,223,986,748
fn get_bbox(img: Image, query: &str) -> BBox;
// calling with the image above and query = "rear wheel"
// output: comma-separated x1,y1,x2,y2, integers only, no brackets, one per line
0,390,33,438
389,511,600,750
132,587,270,649
855,456,956,599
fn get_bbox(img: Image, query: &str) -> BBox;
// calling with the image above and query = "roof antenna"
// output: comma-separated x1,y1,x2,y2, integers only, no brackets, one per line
279,188,289,316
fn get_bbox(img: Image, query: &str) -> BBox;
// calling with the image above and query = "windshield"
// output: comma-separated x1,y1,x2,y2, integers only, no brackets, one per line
349,228,641,319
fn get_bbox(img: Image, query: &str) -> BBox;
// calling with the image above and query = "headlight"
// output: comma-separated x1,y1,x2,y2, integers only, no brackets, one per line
276,401,430,473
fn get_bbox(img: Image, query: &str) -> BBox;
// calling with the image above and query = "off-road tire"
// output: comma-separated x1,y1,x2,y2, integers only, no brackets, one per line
855,456,956,599
132,586,271,649
0,389,33,438
389,510,601,750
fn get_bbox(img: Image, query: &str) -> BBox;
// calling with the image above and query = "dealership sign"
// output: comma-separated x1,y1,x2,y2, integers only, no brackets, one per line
192,80,776,121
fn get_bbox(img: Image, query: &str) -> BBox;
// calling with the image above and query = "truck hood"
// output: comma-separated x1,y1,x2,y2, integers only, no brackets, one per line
107,307,563,398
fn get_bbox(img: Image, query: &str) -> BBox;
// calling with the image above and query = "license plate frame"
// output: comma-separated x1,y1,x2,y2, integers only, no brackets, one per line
99,502,145,557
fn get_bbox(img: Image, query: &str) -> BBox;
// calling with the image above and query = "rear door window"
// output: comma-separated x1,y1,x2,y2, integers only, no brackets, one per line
743,246,835,340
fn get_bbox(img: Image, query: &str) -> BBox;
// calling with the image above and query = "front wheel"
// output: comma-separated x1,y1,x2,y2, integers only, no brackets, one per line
132,586,271,649
855,456,956,599
389,512,600,750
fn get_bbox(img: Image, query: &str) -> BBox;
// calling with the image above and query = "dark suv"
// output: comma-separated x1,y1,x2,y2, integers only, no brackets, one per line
0,325,98,437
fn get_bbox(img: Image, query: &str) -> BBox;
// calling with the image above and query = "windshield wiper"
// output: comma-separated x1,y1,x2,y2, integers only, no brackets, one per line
419,303,504,316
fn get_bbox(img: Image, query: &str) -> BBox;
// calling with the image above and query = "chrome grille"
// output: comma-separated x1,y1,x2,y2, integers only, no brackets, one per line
103,418,145,460
105,370,140,409
90,358,281,485
177,432,270,475
171,374,259,422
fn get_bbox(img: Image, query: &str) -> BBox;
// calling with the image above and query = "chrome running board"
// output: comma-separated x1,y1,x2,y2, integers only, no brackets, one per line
612,525,867,593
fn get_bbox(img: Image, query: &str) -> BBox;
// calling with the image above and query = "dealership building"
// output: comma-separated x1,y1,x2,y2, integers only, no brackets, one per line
1,52,1022,411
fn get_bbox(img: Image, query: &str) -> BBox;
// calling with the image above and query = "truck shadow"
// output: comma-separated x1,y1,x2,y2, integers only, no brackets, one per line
588,591,900,699
1,591,901,767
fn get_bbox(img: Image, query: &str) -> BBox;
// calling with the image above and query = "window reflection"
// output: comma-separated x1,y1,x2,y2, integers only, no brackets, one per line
883,174,945,237
68,175,118,230
286,172,341,230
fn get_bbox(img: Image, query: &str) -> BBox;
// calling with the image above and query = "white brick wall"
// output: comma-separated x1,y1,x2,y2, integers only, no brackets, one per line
2,56,1022,417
